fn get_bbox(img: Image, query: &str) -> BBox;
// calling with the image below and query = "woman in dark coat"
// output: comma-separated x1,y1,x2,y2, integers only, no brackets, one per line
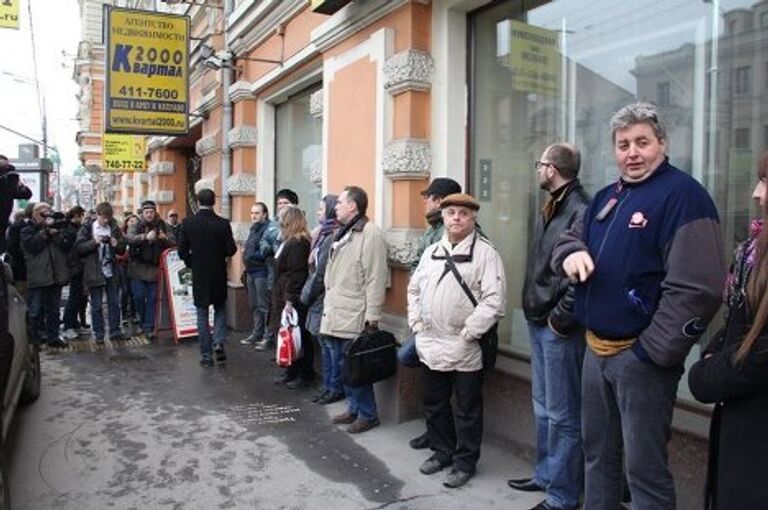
270,205,313,388
689,154,768,510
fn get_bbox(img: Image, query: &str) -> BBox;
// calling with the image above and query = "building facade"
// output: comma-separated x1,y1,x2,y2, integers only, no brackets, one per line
74,1,768,503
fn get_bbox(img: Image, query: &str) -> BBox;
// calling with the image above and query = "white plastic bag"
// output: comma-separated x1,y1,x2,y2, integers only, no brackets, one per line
276,308,302,366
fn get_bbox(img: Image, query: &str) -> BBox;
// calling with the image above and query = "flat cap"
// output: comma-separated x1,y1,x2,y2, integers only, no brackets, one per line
440,193,480,211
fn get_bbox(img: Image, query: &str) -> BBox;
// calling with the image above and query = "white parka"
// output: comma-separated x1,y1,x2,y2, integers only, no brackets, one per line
408,230,507,372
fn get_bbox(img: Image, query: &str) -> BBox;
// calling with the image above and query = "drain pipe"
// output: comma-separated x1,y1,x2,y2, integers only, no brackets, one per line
220,0,233,219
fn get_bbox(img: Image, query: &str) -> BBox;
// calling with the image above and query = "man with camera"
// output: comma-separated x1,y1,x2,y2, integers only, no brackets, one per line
76,202,127,343
126,200,174,340
0,155,32,255
21,203,75,348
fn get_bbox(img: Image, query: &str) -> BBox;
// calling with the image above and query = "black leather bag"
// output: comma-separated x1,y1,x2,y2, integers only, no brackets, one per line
443,247,499,372
342,329,397,387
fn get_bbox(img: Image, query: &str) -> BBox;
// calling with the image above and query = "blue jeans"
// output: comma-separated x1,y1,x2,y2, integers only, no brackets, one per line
582,347,682,510
332,336,377,421
246,273,269,341
528,322,586,509
26,285,62,344
319,335,344,394
131,280,157,333
90,277,121,340
62,272,84,330
397,333,420,367
197,303,226,361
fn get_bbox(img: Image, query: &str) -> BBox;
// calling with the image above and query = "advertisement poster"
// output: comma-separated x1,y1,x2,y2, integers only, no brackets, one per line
160,249,212,341
0,0,19,30
15,172,41,209
103,133,147,172
509,20,560,96
104,6,189,135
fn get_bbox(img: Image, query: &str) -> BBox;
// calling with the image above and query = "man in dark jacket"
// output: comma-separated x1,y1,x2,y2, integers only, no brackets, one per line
6,208,30,292
76,202,127,343
0,156,32,255
62,205,86,341
553,103,725,510
178,189,237,367
21,202,74,348
126,200,174,340
508,143,590,510
241,202,270,347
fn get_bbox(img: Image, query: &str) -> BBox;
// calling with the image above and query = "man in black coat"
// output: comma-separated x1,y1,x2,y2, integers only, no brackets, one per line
178,189,237,367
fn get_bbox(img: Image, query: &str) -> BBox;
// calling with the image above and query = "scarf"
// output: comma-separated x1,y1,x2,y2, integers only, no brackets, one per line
725,219,763,309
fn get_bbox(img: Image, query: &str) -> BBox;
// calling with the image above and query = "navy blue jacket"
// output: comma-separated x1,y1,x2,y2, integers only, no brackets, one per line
243,220,269,277
553,159,725,367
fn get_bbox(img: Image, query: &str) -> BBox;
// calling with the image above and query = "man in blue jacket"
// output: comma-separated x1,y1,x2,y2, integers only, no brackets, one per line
241,202,270,347
553,103,725,510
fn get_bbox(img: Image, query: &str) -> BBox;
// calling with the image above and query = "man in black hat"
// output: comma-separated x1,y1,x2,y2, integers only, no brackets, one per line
125,200,174,339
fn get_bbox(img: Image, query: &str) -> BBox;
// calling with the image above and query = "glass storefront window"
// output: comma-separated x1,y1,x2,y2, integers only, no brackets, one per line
469,0,767,399
275,84,323,227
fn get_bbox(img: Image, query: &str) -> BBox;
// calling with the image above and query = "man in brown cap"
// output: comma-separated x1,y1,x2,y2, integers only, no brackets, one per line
407,192,507,488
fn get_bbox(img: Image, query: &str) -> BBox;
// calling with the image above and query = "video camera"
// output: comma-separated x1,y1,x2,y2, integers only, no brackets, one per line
42,211,69,230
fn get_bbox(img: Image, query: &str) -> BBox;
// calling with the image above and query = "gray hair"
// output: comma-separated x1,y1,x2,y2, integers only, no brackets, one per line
609,102,666,143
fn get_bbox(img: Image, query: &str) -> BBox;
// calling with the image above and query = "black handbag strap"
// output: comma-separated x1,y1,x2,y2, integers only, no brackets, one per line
442,246,478,307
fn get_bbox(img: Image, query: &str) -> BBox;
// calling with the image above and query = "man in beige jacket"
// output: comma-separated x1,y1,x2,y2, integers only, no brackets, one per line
320,185,389,434
408,193,506,488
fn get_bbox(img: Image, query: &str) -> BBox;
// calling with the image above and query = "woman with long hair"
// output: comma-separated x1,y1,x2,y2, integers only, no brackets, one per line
689,152,768,510
270,205,314,388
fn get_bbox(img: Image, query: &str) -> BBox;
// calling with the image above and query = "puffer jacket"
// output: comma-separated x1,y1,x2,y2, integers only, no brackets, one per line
408,231,507,372
319,216,388,340
20,221,74,289
125,218,174,281
76,218,127,288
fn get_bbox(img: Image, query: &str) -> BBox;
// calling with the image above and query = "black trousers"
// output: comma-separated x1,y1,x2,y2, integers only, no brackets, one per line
422,366,484,473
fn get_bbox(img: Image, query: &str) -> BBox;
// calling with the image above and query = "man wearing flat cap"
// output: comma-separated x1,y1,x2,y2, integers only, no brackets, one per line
407,192,506,489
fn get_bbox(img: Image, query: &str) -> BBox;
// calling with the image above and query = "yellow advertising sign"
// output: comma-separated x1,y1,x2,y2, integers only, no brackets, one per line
103,134,147,172
509,20,560,96
105,7,189,135
0,0,20,30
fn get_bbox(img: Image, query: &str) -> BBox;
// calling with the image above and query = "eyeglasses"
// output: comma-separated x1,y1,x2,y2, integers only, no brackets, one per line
534,161,555,171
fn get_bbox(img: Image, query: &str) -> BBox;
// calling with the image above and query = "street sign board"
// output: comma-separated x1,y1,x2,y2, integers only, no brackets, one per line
104,6,189,136
103,133,147,172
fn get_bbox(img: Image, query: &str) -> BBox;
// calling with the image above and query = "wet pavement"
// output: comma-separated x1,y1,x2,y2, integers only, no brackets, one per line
7,334,544,510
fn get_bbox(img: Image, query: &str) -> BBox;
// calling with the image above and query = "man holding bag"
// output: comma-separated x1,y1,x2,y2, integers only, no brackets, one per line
320,186,388,434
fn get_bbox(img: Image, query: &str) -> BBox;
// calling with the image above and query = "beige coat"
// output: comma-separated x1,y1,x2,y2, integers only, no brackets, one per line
320,217,388,340
408,231,506,372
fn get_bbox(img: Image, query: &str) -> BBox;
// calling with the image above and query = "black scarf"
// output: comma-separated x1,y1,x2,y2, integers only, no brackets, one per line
334,213,364,242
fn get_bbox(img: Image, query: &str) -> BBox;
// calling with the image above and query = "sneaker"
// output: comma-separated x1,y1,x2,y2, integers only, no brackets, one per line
419,456,450,475
200,358,214,368
214,344,226,363
331,411,357,424
346,418,380,434
254,339,274,351
78,327,91,335
443,470,472,489
318,392,345,405
240,335,256,345
93,337,105,345
409,431,431,450
62,329,79,341
48,337,68,349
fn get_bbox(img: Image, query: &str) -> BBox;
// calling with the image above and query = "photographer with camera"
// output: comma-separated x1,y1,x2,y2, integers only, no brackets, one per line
0,155,32,255
125,200,174,340
76,202,127,343
21,203,75,348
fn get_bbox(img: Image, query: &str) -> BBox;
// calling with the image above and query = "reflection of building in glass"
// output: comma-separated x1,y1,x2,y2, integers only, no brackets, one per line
631,0,768,251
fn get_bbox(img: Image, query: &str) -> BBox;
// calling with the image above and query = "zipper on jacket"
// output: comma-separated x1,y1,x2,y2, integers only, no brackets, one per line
584,188,631,319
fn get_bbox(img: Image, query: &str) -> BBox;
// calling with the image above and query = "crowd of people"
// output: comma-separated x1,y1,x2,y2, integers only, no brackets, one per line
3,101,768,508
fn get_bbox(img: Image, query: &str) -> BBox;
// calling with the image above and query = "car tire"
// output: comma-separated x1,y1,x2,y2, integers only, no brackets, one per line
0,450,9,510
19,344,40,406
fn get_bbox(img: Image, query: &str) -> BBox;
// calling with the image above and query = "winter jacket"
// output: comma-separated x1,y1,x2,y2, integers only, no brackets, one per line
522,180,590,336
268,237,310,332
410,209,445,273
178,208,237,308
0,169,31,254
552,158,725,368
6,218,27,281
75,218,127,289
320,217,388,340
408,231,506,372
243,220,269,277
20,221,74,289
125,217,174,282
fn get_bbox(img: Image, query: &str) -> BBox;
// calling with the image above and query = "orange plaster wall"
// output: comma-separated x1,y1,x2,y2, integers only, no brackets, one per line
327,58,377,217
234,100,257,126
393,91,430,140
232,147,256,174
384,268,409,316
391,180,429,228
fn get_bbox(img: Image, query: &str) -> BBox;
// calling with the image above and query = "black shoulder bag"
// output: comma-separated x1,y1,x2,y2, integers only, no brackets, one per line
442,247,499,372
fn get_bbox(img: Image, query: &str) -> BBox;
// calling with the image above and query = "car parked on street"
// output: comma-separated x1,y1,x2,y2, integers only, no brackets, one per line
0,263,41,509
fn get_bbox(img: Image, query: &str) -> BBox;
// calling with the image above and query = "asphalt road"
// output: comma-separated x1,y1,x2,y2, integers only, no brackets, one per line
7,335,543,510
